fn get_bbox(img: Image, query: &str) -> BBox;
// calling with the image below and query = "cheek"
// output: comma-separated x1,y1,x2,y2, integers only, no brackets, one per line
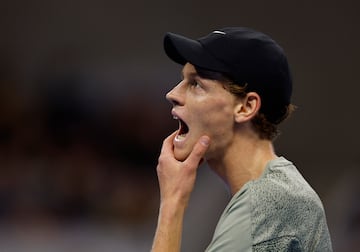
198,100,234,138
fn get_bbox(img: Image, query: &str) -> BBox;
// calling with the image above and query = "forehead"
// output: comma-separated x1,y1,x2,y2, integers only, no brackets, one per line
181,63,197,77
182,63,231,83
182,63,237,98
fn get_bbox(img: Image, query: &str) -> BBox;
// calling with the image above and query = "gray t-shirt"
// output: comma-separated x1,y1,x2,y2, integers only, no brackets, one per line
205,157,332,251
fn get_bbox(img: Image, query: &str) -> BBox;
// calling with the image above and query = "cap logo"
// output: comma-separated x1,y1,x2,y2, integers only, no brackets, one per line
212,30,226,35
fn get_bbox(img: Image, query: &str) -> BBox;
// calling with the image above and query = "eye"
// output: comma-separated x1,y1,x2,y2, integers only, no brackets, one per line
190,79,202,88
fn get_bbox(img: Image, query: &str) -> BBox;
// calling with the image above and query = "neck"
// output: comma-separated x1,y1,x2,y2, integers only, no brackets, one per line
207,132,277,196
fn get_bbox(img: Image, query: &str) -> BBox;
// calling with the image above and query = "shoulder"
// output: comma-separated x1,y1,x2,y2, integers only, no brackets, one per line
248,157,331,250
249,157,323,213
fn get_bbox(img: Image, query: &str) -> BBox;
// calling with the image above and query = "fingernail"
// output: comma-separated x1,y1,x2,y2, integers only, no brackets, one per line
200,136,210,146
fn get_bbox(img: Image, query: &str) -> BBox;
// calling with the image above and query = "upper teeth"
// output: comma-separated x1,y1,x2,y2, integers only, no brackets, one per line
173,115,179,120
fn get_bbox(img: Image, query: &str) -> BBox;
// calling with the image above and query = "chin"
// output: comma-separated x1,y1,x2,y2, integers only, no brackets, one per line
174,148,190,162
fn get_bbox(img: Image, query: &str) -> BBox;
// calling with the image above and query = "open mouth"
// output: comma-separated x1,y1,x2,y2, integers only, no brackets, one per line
173,116,189,140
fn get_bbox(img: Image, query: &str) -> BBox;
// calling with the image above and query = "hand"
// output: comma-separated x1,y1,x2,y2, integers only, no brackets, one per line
152,132,210,252
156,131,210,208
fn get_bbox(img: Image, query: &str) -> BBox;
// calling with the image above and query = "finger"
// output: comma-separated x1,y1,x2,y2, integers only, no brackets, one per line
184,136,210,167
160,131,178,154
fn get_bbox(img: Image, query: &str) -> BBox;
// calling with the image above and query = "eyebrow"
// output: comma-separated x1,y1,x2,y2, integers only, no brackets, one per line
181,69,198,79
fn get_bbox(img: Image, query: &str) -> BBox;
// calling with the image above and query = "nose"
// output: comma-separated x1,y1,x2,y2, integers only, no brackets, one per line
166,82,184,106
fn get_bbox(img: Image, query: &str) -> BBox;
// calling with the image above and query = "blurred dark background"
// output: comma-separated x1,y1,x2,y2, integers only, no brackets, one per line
0,0,359,251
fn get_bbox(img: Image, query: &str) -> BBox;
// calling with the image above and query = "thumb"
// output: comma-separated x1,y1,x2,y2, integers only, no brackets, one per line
184,136,210,167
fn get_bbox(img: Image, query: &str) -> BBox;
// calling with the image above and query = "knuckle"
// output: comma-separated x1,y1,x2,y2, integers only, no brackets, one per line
157,155,166,166
194,145,205,157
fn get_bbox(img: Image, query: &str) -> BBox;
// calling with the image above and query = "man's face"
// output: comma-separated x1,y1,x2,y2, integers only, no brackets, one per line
166,63,238,161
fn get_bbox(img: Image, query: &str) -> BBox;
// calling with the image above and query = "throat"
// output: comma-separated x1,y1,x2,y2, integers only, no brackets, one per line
207,139,277,196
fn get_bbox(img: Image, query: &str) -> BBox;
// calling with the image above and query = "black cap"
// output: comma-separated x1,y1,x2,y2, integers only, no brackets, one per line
163,27,292,124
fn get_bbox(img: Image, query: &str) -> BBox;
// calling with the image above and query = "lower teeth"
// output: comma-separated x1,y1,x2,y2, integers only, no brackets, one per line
177,134,186,140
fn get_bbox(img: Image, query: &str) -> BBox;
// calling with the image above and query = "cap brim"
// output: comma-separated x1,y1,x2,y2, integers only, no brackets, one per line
163,32,228,72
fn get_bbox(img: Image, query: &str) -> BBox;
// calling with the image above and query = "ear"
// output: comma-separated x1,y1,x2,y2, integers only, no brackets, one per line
234,92,261,123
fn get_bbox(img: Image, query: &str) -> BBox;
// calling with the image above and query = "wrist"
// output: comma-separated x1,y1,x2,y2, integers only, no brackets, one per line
152,200,185,252
160,199,187,217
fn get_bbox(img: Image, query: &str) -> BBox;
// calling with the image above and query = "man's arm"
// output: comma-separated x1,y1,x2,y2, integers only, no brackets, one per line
151,132,210,252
